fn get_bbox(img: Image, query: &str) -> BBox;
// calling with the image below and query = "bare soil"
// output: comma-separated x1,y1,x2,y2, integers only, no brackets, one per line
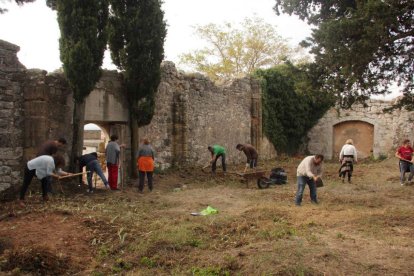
1,157,414,275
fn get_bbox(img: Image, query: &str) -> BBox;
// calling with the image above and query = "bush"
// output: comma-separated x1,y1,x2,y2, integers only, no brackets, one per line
255,63,334,154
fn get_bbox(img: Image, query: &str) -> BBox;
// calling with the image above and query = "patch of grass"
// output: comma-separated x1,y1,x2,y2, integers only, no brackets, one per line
191,266,230,276
140,256,157,268
112,258,133,273
336,232,346,240
185,238,202,248
97,245,110,261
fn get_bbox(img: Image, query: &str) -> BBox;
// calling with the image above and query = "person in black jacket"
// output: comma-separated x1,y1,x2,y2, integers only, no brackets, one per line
76,152,109,193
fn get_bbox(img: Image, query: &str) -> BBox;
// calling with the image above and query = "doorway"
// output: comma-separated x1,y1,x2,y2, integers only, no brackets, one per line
333,121,374,159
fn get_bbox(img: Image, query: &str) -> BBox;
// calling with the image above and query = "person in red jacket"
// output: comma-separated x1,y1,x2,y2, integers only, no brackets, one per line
395,139,414,185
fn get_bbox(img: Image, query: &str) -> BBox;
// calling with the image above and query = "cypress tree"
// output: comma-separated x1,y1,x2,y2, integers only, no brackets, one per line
108,0,166,176
52,0,109,169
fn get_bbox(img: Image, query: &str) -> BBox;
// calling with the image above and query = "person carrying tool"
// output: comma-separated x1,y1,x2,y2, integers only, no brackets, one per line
136,138,155,193
207,145,226,174
236,144,258,173
395,139,414,185
76,152,109,193
37,137,67,193
295,154,324,206
19,154,71,205
338,139,358,183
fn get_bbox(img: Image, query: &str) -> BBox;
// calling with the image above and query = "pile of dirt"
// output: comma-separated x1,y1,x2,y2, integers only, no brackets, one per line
1,247,73,275
0,211,95,274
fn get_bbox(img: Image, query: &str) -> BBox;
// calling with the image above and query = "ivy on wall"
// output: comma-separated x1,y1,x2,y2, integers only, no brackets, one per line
255,63,334,154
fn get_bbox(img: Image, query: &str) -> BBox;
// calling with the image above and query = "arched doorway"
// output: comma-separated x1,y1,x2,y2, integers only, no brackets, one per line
333,121,374,159
82,123,110,188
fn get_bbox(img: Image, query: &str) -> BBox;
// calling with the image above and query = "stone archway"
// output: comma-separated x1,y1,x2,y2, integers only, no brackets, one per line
333,120,374,159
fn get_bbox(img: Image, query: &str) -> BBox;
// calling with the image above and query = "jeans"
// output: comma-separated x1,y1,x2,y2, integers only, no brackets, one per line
86,160,109,190
399,160,414,183
295,176,317,205
138,171,153,192
20,166,49,200
212,153,226,172
249,158,257,168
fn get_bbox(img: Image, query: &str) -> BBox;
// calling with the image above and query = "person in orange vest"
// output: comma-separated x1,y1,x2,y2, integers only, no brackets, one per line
136,138,155,193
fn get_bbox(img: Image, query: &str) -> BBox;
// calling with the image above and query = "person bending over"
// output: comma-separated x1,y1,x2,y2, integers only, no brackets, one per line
19,154,70,204
208,145,226,173
236,143,258,173
76,152,109,193
295,154,324,206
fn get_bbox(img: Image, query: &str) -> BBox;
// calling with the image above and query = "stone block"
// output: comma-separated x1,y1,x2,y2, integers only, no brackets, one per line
23,85,49,101
0,183,11,192
24,101,48,116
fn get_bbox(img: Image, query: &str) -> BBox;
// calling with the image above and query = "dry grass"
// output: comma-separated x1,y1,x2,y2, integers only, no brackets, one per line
1,157,414,275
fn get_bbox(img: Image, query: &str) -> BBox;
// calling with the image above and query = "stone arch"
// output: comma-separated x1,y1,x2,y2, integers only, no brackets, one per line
83,123,110,154
333,120,374,159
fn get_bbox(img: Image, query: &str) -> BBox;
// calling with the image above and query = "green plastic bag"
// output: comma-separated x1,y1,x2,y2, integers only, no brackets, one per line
199,206,219,216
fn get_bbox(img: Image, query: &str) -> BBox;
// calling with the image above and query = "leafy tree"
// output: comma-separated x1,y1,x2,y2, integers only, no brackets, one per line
50,0,109,169
108,0,166,176
180,16,308,82
255,63,334,154
274,0,414,109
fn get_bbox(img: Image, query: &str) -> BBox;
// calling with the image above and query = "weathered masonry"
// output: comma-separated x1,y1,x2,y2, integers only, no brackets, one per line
0,39,275,193
307,101,414,159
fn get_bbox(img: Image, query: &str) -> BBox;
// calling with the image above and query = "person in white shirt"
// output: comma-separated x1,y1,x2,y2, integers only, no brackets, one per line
295,154,324,206
339,139,358,183
19,155,70,203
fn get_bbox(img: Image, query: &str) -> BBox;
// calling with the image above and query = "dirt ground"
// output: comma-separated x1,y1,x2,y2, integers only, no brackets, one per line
1,157,414,275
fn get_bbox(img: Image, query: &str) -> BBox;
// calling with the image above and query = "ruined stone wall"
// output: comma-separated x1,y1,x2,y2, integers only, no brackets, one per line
0,40,25,193
139,62,276,169
22,70,73,162
307,99,414,159
0,39,276,196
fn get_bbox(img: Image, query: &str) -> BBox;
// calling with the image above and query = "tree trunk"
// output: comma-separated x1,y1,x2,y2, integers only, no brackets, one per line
70,100,86,172
130,116,139,179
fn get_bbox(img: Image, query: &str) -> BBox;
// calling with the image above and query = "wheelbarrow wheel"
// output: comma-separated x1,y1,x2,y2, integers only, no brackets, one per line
257,177,270,189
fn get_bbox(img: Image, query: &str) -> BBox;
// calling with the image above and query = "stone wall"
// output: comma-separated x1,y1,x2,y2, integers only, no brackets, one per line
22,70,73,162
0,39,276,196
139,62,276,169
307,99,414,159
0,40,25,193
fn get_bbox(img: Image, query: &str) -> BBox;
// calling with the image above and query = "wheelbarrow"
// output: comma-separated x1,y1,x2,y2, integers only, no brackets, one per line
236,170,267,188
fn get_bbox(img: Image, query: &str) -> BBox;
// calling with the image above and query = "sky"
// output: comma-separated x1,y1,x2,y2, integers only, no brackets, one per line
0,0,399,104
0,0,312,72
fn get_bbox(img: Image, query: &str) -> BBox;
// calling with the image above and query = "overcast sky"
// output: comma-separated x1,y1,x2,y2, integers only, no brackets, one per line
0,0,398,101
0,0,312,72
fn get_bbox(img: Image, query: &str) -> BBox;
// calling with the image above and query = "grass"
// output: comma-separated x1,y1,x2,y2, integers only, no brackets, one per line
1,157,414,275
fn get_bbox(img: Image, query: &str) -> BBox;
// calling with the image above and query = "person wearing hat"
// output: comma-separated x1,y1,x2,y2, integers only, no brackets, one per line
207,145,226,174
339,139,358,183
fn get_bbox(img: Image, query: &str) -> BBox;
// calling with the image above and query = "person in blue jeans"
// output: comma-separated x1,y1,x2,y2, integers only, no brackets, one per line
295,154,324,206
76,152,109,193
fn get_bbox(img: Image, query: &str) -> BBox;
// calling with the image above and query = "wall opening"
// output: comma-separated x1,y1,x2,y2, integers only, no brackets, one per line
333,120,374,159
82,123,110,188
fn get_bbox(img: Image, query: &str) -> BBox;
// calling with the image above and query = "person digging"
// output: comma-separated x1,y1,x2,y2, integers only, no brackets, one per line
207,145,226,175
19,154,71,206
236,143,258,173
